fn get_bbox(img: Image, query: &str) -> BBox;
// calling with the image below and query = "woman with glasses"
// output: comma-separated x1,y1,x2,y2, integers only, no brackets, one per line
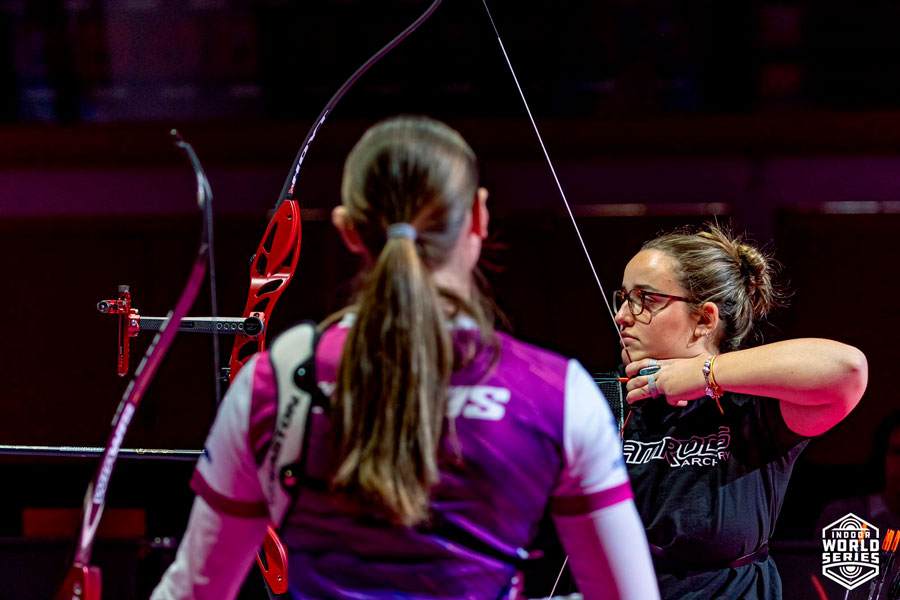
612,224,868,599
151,116,660,600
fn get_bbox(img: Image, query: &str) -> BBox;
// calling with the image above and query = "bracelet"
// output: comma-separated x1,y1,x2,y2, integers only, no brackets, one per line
702,355,724,399
708,354,721,390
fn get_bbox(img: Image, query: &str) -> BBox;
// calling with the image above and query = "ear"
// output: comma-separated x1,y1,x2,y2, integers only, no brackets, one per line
332,206,368,256
694,301,720,340
471,187,489,239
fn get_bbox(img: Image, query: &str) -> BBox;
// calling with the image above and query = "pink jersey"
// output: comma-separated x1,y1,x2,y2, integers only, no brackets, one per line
191,316,631,599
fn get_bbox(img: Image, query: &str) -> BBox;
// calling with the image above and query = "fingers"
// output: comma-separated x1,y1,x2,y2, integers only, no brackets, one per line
625,376,659,405
625,358,658,378
624,359,690,408
628,388,689,407
625,376,646,394
626,386,650,405
625,376,645,405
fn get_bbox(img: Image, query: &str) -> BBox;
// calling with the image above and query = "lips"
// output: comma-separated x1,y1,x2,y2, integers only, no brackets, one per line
620,333,639,345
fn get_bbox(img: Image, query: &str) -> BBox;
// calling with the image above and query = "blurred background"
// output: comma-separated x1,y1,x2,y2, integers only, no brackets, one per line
1,0,898,597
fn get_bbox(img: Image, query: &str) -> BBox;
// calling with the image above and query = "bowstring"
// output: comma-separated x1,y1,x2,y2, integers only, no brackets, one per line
479,0,632,365
479,2,636,596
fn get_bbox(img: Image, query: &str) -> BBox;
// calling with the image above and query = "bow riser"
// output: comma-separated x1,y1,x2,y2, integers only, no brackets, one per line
54,563,102,600
229,199,302,381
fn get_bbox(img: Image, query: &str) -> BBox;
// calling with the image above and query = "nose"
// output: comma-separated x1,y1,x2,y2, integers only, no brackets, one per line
614,300,633,329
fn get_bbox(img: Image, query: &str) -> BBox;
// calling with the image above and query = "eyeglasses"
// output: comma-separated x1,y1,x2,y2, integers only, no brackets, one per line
613,288,696,317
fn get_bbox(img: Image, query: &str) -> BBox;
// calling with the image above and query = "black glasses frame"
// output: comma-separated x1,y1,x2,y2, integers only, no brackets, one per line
613,288,696,317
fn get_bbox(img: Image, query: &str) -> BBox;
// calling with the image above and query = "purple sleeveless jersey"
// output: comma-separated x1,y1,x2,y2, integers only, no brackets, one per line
191,317,632,600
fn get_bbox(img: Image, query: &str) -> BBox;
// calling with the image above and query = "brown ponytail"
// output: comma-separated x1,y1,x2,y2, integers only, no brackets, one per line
329,116,492,526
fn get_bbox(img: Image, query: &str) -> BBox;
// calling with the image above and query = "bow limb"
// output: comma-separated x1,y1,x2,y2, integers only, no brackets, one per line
223,2,445,595
278,0,445,205
227,0,445,383
56,134,216,600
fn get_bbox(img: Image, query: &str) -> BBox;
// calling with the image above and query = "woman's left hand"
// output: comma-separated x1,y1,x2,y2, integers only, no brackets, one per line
624,355,710,408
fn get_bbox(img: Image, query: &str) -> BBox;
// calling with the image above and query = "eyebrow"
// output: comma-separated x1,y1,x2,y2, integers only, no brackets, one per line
628,284,664,293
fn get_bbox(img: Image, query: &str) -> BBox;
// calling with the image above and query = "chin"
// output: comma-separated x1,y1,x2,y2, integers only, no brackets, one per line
622,349,645,364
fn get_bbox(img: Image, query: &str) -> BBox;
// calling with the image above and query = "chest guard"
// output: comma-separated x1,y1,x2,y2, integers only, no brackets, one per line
257,322,320,526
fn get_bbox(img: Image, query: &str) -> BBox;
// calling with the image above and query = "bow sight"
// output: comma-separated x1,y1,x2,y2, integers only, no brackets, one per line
96,285,264,379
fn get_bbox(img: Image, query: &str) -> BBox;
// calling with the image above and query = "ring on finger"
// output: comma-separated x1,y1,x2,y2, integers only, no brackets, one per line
639,358,660,377
639,365,661,376
648,372,660,399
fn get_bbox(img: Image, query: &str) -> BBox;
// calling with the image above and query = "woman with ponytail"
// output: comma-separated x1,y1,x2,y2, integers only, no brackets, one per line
151,116,659,600
613,224,868,599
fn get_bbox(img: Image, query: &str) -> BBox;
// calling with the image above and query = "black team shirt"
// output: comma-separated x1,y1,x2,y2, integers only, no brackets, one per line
623,393,809,599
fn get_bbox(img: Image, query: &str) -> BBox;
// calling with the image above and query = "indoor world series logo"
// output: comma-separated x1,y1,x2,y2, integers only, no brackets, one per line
821,513,880,590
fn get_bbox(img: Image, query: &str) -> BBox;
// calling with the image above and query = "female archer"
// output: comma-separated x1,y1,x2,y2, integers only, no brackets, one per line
614,224,868,598
151,116,660,599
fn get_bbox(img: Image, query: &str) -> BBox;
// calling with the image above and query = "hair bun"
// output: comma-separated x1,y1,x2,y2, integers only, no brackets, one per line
735,243,775,319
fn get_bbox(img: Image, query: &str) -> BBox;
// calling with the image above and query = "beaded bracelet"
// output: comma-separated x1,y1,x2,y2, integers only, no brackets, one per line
703,355,725,415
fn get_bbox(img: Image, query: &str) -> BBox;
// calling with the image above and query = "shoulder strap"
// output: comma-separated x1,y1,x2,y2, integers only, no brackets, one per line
259,321,319,524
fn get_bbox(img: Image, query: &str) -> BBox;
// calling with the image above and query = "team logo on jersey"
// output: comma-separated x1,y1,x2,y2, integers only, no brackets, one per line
448,386,511,421
821,513,880,590
320,382,512,421
622,426,731,467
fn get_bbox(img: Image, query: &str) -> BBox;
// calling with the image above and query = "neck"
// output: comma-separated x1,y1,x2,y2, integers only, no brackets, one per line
686,338,719,357
432,265,472,301
431,234,478,301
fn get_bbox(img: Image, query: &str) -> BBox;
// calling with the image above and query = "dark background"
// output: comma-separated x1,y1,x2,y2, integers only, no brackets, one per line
1,1,899,598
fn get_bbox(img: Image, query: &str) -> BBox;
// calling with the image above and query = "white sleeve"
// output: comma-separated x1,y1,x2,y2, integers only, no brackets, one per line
553,502,660,600
190,354,269,517
550,360,660,600
551,359,631,512
149,496,268,600
150,355,272,599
